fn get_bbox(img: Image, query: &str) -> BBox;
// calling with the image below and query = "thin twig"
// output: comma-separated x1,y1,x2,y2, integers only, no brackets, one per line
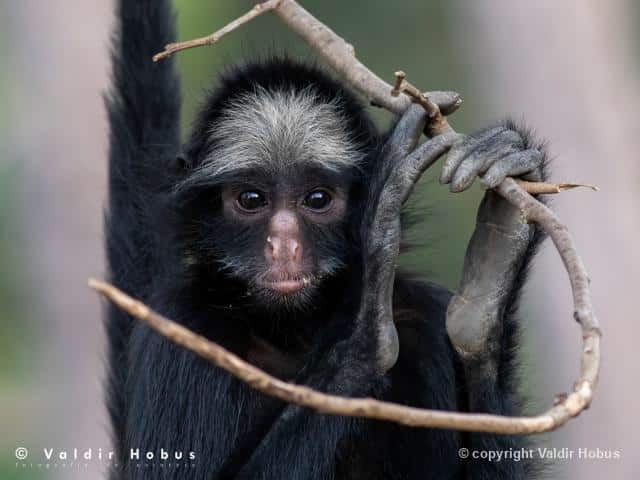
515,180,598,195
137,0,601,433
391,70,438,117
152,0,282,62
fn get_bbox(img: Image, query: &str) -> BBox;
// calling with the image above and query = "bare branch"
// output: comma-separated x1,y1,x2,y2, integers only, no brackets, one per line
391,70,449,135
391,71,439,118
154,0,443,115
152,2,593,194
90,278,596,434
142,0,601,433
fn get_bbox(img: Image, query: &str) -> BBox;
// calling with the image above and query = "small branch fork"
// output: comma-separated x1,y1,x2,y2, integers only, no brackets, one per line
152,0,282,61
96,0,602,434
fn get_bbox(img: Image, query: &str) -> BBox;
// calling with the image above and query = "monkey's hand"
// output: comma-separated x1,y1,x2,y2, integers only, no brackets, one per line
441,122,547,379
356,104,460,374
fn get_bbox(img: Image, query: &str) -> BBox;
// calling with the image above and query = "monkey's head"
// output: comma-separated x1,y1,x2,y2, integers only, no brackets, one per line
172,78,377,311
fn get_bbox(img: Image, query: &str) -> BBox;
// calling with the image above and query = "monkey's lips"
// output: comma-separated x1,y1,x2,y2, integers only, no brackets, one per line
258,275,310,295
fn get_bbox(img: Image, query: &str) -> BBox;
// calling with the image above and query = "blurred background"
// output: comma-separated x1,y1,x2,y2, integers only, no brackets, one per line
1,0,638,478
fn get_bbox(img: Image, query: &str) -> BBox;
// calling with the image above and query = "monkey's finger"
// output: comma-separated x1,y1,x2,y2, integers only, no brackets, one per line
385,104,428,159
396,132,461,204
439,126,505,185
481,149,544,189
425,91,462,116
449,129,522,192
521,164,544,182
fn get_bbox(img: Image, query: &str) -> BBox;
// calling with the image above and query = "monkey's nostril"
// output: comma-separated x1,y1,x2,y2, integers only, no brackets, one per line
266,235,302,262
289,239,302,260
267,238,281,260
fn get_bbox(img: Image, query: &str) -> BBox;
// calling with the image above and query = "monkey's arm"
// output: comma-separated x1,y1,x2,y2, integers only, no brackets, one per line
105,0,181,296
233,104,459,480
442,123,547,479
104,0,181,474
107,0,180,159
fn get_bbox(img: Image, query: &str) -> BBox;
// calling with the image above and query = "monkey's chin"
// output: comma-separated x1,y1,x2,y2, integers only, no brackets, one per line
251,277,317,310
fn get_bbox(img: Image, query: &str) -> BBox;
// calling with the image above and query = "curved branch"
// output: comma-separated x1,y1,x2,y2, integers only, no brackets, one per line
142,0,602,433
90,278,593,434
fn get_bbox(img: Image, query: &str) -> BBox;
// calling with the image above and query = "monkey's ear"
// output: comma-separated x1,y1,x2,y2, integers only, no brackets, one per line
168,152,193,174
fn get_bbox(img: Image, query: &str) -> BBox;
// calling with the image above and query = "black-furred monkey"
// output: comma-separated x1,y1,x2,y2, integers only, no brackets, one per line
105,1,548,478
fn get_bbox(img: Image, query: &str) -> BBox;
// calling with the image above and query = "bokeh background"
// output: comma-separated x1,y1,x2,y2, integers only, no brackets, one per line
1,0,639,478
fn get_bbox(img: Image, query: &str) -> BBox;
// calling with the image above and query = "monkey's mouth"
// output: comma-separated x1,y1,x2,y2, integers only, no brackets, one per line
256,274,313,295
263,279,307,294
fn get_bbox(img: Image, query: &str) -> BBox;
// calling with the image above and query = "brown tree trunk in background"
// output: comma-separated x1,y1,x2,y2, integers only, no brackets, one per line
456,0,640,477
7,1,110,479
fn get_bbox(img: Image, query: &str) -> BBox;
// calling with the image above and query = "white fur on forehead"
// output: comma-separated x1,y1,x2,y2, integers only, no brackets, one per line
200,86,364,177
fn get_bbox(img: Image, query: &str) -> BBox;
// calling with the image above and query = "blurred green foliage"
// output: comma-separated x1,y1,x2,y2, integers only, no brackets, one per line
0,172,42,476
0,167,31,382
0,460,40,480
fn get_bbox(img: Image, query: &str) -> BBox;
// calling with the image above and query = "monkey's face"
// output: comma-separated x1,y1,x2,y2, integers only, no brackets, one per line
178,86,368,310
209,169,353,310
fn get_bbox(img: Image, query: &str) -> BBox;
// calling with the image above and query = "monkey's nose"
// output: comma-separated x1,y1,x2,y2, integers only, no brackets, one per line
266,236,302,263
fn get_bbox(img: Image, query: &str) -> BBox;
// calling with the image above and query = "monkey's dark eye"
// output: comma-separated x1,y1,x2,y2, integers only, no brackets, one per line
237,191,268,212
302,189,332,212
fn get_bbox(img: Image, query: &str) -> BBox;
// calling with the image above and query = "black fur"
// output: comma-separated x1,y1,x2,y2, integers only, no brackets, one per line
104,1,544,478
105,0,180,468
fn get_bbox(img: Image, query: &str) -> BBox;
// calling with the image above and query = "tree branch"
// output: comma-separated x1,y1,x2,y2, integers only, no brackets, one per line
135,0,602,433
90,278,593,434
152,0,282,62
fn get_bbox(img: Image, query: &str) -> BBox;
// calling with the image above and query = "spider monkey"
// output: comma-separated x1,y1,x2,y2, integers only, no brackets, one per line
104,1,548,478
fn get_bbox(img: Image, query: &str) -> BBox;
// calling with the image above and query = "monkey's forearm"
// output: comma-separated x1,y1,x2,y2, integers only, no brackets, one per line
444,121,547,388
446,192,536,480
446,191,534,376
